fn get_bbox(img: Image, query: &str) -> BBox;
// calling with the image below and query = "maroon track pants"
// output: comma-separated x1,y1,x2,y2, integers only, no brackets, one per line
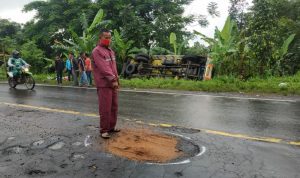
97,88,118,133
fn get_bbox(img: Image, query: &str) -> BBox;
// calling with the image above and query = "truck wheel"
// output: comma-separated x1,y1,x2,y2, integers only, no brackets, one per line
125,64,136,75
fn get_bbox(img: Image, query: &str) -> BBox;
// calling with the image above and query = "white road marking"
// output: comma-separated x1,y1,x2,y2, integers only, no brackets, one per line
146,159,191,165
84,135,92,147
196,146,207,157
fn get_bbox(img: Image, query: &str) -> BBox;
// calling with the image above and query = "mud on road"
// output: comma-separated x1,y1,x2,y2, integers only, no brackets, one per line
0,104,300,178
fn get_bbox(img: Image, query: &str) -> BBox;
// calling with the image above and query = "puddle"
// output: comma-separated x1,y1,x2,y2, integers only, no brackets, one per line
7,137,16,141
48,142,65,150
72,142,82,146
71,153,85,160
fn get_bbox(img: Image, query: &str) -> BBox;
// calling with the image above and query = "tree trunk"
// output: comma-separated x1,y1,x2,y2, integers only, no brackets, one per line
120,62,127,78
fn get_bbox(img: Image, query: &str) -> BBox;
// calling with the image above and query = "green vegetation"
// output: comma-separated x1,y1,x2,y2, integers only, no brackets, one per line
0,0,300,95
0,67,5,81
1,66,299,95
195,0,300,78
120,75,300,95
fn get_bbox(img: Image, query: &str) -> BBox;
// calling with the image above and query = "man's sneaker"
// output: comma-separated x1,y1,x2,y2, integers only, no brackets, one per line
101,132,110,139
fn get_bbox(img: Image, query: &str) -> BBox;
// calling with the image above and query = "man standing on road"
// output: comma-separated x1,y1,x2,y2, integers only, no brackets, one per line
92,29,120,139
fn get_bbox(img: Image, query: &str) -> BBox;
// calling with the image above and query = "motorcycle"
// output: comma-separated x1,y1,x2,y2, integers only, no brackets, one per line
7,65,35,90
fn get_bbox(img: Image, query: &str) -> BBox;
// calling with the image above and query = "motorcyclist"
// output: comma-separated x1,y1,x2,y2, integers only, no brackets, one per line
7,50,29,78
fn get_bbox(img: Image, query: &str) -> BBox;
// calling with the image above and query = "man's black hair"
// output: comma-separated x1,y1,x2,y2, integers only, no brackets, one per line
69,51,74,55
100,29,111,35
80,52,86,56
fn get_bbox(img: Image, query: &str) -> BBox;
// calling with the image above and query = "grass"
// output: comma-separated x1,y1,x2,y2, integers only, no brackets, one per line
1,67,299,95
120,75,300,95
0,67,6,80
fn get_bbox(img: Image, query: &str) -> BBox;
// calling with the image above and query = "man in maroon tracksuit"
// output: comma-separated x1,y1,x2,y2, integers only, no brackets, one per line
92,29,120,139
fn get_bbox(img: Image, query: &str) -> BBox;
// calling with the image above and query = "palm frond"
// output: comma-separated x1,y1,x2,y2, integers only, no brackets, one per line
88,9,104,33
80,13,89,33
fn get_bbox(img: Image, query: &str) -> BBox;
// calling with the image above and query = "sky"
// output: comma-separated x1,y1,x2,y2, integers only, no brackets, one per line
0,0,36,24
0,0,252,40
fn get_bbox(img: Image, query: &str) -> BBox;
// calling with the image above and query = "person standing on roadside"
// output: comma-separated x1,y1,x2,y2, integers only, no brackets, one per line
85,53,93,86
78,52,88,87
92,29,120,139
70,52,79,86
65,56,72,81
55,54,65,86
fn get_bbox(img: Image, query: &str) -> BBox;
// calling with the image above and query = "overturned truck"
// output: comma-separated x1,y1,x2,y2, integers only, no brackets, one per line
124,54,208,80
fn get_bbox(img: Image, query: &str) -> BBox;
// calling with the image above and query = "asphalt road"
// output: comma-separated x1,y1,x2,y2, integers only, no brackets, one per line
0,84,299,178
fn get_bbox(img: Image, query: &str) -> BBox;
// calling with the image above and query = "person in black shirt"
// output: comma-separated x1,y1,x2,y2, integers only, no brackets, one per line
55,54,65,86
70,52,79,86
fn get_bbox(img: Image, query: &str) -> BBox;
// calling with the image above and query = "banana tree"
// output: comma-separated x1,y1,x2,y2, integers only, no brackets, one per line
273,34,296,75
0,37,16,73
52,9,110,56
111,30,173,76
112,29,135,76
194,16,240,75
170,32,188,55
170,32,177,55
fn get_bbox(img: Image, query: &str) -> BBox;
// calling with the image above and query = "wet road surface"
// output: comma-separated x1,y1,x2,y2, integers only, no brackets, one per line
0,84,299,178
0,84,299,140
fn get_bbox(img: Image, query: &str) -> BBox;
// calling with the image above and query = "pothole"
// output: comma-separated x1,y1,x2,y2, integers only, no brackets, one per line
70,153,85,160
166,126,201,134
86,125,98,131
72,142,82,146
48,141,65,150
27,169,57,176
100,129,201,163
2,145,28,155
7,137,16,141
33,140,45,147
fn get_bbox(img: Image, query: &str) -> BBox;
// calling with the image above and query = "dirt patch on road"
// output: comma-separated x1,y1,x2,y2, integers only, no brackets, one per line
104,129,183,163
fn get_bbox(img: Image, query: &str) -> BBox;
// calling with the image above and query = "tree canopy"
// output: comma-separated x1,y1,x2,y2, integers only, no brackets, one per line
0,0,299,77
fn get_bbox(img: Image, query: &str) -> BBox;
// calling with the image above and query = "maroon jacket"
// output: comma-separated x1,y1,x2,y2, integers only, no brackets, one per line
92,44,118,88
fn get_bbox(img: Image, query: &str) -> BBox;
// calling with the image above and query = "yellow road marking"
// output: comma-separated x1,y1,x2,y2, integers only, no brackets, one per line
289,142,300,146
0,102,98,118
1,102,299,146
136,121,144,124
160,124,173,128
148,123,159,127
204,129,282,143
